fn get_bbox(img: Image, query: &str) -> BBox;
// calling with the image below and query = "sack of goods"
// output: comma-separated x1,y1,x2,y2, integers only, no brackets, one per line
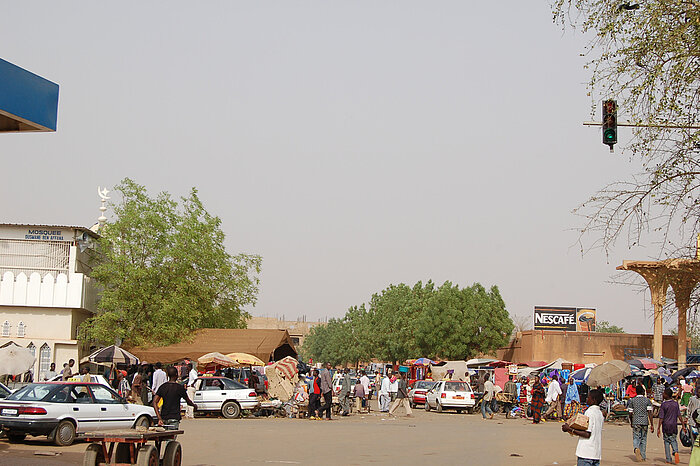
565,413,589,431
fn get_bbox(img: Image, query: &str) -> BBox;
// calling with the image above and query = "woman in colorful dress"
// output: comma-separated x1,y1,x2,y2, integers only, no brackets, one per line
563,376,581,419
531,378,546,424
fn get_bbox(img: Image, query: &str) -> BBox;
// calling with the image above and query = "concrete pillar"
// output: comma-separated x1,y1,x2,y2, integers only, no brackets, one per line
642,274,667,361
670,278,695,370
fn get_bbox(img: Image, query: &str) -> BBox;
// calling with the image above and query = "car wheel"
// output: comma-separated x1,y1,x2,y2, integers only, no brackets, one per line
134,415,151,429
54,420,76,446
162,440,182,466
6,432,26,443
436,402,443,413
221,401,241,419
425,401,431,412
136,445,159,466
409,401,415,409
456,409,463,414
467,407,474,414
82,443,105,466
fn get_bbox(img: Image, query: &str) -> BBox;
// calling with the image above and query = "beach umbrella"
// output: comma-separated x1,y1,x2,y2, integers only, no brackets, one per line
224,353,265,367
0,344,35,376
197,352,236,368
586,360,631,387
88,345,139,365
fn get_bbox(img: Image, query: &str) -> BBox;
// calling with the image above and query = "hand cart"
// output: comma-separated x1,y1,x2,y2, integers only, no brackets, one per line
82,428,184,466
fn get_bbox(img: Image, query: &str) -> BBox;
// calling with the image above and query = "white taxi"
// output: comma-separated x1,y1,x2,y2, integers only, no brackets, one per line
424,380,475,414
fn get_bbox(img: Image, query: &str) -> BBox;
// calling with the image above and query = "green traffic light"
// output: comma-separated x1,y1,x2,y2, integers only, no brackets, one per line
604,130,616,140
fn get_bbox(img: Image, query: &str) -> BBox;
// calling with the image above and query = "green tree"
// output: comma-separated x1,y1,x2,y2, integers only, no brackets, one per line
80,178,262,347
553,1,700,256
595,320,625,333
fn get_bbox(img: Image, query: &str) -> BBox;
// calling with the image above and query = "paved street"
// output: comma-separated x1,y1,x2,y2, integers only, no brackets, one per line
0,409,693,465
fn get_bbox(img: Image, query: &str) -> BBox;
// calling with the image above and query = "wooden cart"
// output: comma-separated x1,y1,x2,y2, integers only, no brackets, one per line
82,428,183,466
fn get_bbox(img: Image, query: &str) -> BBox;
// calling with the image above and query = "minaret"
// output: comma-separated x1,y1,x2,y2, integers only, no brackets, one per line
97,187,110,232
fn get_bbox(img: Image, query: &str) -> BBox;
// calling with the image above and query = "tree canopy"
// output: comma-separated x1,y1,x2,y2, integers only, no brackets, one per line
595,320,625,333
80,178,262,347
300,280,513,365
553,0,700,256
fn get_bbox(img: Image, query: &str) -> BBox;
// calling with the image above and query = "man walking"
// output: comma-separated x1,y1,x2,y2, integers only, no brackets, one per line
185,363,198,419
379,370,391,413
319,362,333,420
545,377,563,420
482,373,495,419
627,383,654,462
388,372,413,417
61,359,75,381
360,371,371,412
657,387,683,464
339,368,352,416
153,366,196,430
562,388,604,466
309,369,322,419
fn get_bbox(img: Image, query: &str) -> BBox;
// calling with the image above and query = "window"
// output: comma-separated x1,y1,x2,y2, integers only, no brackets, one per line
90,385,122,404
1,321,9,337
39,344,51,379
17,322,25,338
27,342,35,358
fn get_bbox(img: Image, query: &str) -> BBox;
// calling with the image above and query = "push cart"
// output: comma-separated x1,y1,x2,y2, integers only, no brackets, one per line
82,428,184,466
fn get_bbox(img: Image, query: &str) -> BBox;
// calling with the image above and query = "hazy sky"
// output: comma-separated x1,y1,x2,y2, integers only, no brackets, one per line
0,2,666,333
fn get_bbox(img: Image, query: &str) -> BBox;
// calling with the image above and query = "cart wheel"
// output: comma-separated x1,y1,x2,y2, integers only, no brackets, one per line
82,444,105,466
54,420,76,446
163,440,182,466
136,445,159,466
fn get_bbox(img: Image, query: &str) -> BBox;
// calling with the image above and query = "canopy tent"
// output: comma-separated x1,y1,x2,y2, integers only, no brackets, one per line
0,58,59,132
129,329,297,364
465,358,497,367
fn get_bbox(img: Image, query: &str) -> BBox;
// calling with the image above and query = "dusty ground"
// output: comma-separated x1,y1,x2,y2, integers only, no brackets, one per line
0,408,693,465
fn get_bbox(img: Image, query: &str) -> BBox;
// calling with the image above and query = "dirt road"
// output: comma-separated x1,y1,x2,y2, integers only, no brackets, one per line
0,410,691,465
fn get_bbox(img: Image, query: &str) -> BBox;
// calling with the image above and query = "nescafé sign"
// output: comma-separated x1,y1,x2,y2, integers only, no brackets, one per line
534,306,596,332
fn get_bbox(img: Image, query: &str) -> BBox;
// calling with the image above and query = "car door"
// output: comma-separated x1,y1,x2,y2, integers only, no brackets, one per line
195,378,225,411
89,384,134,429
47,384,102,432
426,382,438,408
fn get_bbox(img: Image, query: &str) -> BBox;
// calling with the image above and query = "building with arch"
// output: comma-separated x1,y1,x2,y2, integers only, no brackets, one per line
0,224,98,380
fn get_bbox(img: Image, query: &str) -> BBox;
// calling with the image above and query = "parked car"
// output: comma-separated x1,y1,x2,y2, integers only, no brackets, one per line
191,376,260,419
424,380,475,414
0,382,156,446
408,380,436,408
332,377,357,396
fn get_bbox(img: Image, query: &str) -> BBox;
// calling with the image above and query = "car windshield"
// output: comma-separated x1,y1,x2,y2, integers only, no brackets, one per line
7,383,55,401
414,381,436,390
444,382,470,392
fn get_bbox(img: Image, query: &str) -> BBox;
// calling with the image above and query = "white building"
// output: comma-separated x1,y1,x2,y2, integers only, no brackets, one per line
0,224,98,380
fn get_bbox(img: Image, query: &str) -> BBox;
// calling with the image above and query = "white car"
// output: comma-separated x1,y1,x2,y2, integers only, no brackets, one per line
191,376,260,419
0,382,156,446
424,380,476,414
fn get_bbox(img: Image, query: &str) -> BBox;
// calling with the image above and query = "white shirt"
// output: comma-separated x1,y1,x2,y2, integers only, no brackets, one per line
576,405,603,460
187,369,198,387
360,375,370,394
152,369,167,393
380,377,390,395
43,370,57,381
546,381,562,403
389,379,398,393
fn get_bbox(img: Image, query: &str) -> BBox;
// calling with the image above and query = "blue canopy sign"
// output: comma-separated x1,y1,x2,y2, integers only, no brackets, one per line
0,58,59,132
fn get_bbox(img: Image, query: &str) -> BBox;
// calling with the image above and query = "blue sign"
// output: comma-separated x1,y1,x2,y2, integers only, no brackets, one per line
0,58,59,132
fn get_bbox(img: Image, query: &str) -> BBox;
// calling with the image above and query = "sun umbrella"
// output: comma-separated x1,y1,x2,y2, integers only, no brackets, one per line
197,352,236,368
586,360,631,387
224,353,265,367
672,367,695,380
413,357,436,366
572,367,592,382
626,358,660,370
0,344,36,375
88,345,139,365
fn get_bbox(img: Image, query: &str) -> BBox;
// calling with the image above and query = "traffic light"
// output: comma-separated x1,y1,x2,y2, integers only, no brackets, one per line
602,99,617,149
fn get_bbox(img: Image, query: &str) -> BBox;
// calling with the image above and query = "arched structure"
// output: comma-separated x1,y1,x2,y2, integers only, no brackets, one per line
617,259,700,368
